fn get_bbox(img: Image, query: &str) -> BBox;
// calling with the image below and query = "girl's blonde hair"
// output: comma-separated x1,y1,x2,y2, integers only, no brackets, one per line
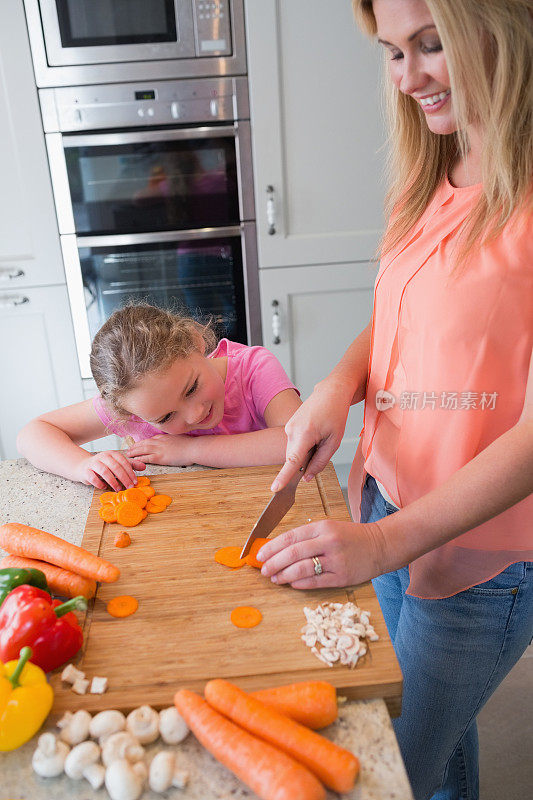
352,0,533,263
90,303,217,417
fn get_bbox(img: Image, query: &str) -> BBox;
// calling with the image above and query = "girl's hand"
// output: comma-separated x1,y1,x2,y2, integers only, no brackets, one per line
257,519,387,589
271,378,353,492
76,450,141,491
125,434,196,467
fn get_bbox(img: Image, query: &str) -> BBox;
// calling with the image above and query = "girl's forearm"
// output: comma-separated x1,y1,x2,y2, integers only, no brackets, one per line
189,427,289,468
322,321,372,405
17,420,90,481
373,419,533,574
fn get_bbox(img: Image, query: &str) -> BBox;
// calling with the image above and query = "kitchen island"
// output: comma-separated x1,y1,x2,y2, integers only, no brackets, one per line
0,458,413,800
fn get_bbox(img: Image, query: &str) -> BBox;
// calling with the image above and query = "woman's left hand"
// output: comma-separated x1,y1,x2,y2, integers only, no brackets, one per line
257,519,387,589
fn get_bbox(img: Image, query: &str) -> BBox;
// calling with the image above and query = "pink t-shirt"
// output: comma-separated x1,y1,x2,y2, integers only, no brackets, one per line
93,339,298,440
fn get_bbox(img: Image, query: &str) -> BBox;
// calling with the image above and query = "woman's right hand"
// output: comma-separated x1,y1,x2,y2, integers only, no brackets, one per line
271,378,353,492
75,450,144,491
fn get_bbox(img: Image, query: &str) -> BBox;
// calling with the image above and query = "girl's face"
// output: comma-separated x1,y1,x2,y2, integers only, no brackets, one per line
373,0,456,136
122,351,226,434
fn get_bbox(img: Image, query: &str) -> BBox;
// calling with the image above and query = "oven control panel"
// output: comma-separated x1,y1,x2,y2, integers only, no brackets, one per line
39,76,249,132
193,0,232,56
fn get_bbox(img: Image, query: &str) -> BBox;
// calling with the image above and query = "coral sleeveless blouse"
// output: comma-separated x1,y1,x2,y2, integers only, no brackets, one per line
348,176,533,599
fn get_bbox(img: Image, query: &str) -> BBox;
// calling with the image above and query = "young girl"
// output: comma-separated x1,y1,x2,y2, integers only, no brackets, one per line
17,304,301,491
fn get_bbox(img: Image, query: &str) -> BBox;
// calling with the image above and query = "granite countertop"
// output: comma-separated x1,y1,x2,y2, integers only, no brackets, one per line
0,458,413,800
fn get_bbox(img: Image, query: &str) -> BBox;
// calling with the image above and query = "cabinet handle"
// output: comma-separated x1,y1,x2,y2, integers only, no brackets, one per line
0,268,25,281
0,295,29,308
272,299,281,344
266,185,276,235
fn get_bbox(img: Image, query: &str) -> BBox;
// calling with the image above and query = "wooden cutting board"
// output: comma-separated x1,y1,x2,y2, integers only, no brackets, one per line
50,464,402,716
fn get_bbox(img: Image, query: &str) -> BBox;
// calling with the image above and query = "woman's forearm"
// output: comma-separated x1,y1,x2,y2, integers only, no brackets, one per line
374,419,533,573
17,420,90,481
189,427,289,468
322,321,372,405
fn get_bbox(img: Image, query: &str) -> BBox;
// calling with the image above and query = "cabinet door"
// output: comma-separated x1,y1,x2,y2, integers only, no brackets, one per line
0,0,64,287
260,262,377,466
0,286,83,460
245,0,385,268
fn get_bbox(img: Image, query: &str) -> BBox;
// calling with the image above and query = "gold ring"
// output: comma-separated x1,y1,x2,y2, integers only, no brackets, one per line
312,556,323,576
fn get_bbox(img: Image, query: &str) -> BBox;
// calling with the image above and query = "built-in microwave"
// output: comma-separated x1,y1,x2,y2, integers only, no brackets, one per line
23,0,246,87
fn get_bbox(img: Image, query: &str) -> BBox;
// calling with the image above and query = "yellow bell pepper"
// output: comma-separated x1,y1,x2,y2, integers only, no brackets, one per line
0,646,53,751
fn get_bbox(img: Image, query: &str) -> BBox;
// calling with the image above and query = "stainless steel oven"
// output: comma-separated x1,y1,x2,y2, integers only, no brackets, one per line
40,75,260,379
23,0,246,87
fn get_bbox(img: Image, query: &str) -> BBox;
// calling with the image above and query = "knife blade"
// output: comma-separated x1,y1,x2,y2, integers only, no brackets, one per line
239,446,317,559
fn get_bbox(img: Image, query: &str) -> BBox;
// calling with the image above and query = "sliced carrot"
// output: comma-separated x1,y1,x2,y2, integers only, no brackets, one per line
139,485,155,499
245,538,269,569
99,503,118,523
0,554,96,599
250,682,338,730
106,595,138,617
135,476,151,486
0,522,119,583
145,500,165,513
116,501,144,527
205,680,358,793
174,689,325,800
141,509,148,520
150,493,172,507
115,490,127,503
215,546,246,569
123,487,148,508
100,491,118,505
113,531,131,548
230,606,262,628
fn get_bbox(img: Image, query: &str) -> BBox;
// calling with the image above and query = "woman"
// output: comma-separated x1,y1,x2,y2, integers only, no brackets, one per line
257,1,533,797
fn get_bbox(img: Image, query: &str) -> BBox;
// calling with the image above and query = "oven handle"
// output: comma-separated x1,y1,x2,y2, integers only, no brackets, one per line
62,126,237,148
78,226,243,249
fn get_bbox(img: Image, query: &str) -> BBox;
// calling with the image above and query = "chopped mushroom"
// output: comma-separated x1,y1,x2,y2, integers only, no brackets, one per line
105,758,147,800
89,709,126,742
61,663,86,684
126,705,160,744
64,740,101,780
149,751,190,793
90,675,109,694
57,709,92,745
72,677,90,695
102,731,145,767
32,733,70,777
158,707,189,744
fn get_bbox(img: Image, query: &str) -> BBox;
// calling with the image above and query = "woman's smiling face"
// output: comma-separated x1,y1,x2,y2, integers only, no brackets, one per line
374,0,456,135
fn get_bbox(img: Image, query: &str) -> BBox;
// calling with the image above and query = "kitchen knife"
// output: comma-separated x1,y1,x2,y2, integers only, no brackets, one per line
239,446,317,559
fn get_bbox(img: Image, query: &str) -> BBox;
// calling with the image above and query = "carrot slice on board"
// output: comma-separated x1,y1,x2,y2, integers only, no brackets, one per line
215,546,246,569
230,606,262,628
114,531,131,548
116,501,144,527
123,487,148,508
106,595,138,617
145,500,165,513
245,538,269,569
99,504,117,523
115,490,127,503
141,509,148,520
139,485,155,499
135,476,151,486
100,491,118,505
150,493,172,507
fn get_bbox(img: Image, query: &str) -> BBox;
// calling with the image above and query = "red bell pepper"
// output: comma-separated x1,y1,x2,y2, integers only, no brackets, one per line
0,585,87,672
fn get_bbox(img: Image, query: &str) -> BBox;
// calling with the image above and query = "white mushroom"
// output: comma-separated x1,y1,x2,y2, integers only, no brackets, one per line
149,751,190,793
158,707,190,744
83,762,106,790
57,709,92,745
64,740,101,780
32,733,70,777
102,731,145,767
61,663,86,684
126,705,160,744
89,709,126,742
105,758,147,800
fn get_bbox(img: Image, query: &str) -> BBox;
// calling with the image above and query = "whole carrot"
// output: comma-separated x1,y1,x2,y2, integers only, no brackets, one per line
0,523,119,583
174,689,325,800
250,681,338,729
205,679,359,793
0,555,96,599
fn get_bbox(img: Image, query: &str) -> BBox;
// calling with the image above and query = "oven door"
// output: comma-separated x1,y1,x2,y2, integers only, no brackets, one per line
47,125,254,236
61,225,259,378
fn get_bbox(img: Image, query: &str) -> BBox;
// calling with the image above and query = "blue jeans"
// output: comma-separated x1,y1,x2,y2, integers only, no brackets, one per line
361,474,533,800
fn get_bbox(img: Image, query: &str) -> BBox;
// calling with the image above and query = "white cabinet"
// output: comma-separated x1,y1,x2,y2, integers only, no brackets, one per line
260,262,377,466
0,0,65,288
0,286,84,460
245,0,385,269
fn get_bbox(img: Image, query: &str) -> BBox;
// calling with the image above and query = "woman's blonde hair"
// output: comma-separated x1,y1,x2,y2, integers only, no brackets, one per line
90,303,217,418
352,0,533,263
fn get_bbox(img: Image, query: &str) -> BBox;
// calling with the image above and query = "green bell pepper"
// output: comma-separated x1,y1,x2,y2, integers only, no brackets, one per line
0,568,48,606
